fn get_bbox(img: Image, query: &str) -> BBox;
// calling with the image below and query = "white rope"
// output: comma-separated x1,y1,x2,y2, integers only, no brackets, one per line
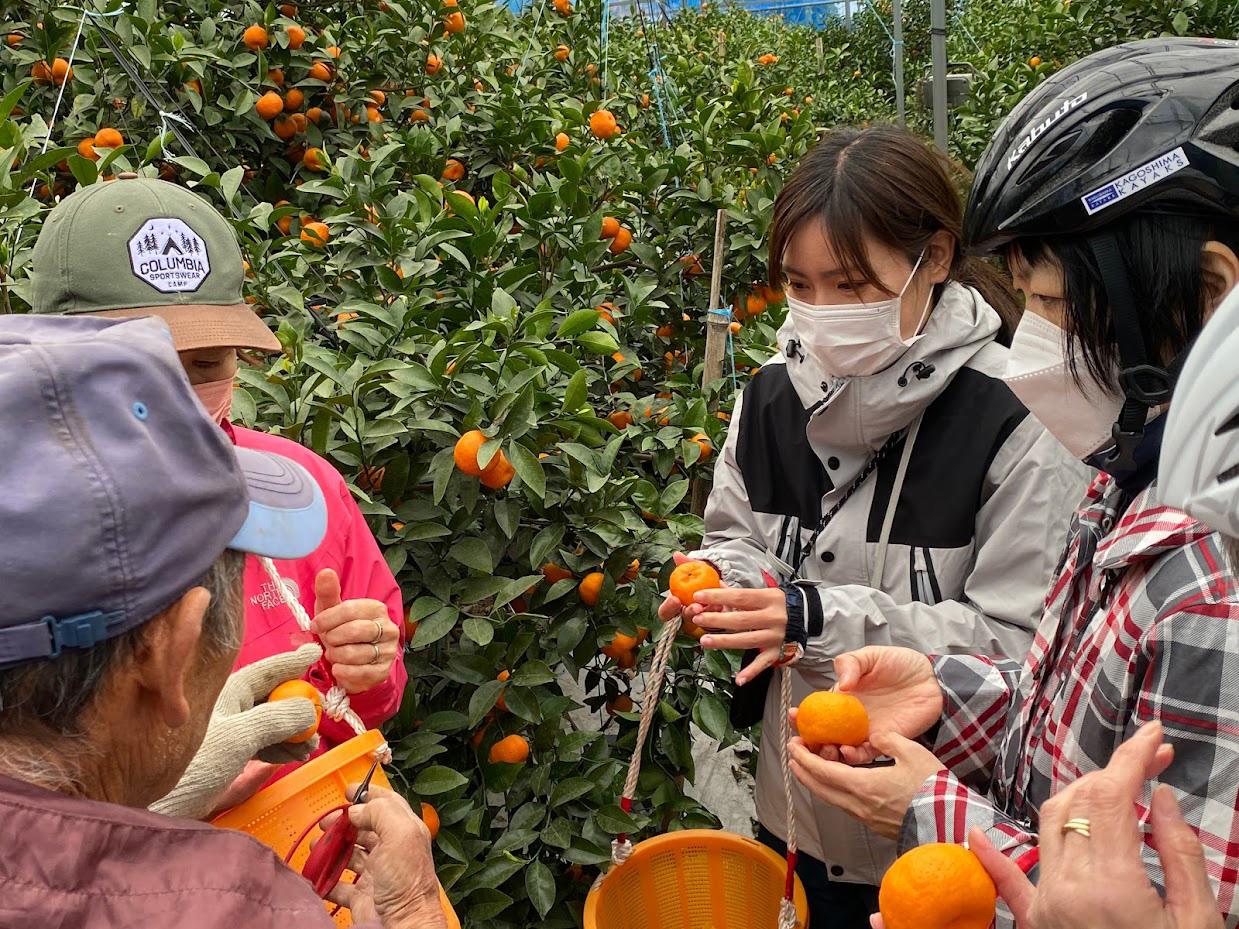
778,661,799,929
260,556,392,764
621,613,680,802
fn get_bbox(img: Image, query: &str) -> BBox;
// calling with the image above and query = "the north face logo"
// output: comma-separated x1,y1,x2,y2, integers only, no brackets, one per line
127,218,210,293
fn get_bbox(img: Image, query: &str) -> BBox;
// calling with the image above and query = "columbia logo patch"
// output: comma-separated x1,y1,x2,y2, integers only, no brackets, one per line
1081,147,1190,216
127,218,210,293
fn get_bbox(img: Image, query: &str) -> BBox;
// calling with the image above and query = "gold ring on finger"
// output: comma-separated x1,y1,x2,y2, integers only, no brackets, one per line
370,619,384,644
370,643,381,665
1062,818,1091,839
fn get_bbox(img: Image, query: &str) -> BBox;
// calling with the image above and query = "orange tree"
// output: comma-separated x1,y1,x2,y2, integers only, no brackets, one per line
0,0,1224,925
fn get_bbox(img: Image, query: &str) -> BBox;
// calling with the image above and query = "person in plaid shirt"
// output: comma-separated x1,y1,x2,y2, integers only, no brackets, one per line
784,38,1239,929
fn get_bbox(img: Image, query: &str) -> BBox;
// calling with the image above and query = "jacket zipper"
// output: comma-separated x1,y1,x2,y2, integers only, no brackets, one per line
912,546,941,605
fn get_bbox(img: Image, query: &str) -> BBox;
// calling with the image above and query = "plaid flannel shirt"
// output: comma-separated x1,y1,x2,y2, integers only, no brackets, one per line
900,472,1239,927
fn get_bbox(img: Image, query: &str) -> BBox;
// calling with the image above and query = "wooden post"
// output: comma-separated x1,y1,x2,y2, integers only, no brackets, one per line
692,208,730,517
815,35,824,74
717,30,726,60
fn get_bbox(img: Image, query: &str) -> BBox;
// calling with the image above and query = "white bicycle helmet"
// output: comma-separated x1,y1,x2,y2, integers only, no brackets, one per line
1159,284,1239,536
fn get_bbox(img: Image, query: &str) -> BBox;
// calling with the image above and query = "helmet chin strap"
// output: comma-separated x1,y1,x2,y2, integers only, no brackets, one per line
1087,232,1178,471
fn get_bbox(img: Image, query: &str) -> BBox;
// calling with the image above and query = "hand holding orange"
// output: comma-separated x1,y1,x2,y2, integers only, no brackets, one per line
796,691,869,749
879,843,996,929
267,679,323,743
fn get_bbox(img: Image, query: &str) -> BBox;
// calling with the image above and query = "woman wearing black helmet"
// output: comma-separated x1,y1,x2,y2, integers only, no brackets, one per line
784,37,1239,927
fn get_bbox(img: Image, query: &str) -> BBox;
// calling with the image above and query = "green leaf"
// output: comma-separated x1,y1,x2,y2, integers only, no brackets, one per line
513,660,556,686
220,165,244,204
1172,10,1190,33
410,606,458,648
468,678,504,726
525,860,556,918
412,765,469,795
692,691,730,741
561,369,587,414
550,777,596,806
462,616,494,647
0,81,29,122
529,524,564,570
593,804,637,834
577,331,620,355
449,537,493,573
508,443,545,499
558,308,601,339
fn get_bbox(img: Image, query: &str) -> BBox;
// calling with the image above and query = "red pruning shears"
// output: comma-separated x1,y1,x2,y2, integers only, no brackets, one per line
302,755,382,897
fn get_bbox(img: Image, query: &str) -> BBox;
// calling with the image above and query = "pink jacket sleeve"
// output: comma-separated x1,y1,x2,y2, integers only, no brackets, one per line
314,479,407,746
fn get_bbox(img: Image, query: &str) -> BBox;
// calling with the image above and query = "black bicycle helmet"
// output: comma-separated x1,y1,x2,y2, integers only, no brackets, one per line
965,37,1239,471
966,37,1239,251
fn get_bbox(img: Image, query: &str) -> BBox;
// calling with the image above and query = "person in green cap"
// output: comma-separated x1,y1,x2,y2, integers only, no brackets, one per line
30,174,408,810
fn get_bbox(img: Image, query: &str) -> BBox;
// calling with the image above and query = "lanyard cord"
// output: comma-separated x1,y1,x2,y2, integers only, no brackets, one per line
792,428,906,578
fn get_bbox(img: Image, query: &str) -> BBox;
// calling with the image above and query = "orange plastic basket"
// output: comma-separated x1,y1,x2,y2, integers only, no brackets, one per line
211,730,459,929
583,829,809,929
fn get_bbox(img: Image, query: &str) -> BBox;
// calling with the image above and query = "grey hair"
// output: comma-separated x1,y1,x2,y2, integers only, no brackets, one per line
0,549,246,741
1226,537,1239,578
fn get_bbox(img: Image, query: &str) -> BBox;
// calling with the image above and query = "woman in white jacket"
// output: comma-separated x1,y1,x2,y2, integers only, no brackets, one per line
659,125,1088,927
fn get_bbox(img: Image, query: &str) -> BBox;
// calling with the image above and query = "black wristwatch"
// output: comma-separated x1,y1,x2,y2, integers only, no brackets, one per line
781,583,808,649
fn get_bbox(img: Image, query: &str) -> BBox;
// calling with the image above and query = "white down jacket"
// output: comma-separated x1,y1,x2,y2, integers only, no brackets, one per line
690,282,1089,884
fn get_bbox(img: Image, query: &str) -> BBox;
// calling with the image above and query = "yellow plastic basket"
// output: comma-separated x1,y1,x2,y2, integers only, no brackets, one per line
584,829,809,929
211,729,459,929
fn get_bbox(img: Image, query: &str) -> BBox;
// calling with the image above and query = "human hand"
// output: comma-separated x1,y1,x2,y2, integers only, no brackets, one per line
967,721,1219,929
809,646,944,765
789,731,945,838
320,785,445,929
310,569,400,694
693,587,788,686
150,643,323,820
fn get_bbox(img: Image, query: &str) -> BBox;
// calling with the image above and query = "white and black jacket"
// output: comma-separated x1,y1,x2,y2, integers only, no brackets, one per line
690,283,1089,884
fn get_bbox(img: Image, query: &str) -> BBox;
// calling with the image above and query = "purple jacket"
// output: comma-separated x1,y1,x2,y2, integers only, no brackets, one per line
0,775,380,928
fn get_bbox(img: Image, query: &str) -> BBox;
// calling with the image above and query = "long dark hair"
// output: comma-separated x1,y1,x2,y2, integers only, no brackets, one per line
769,125,1021,341
1010,212,1239,389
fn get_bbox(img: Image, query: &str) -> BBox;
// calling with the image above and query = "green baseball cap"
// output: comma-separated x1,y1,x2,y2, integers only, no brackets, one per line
30,175,280,353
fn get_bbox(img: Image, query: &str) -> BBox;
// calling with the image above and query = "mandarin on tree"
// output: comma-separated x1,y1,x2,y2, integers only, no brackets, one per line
453,429,488,476
600,216,620,239
489,734,530,765
300,221,330,247
796,691,869,749
93,127,123,148
479,450,515,490
444,11,466,32
285,24,306,49
608,410,633,429
302,146,328,171
51,57,72,85
609,227,633,254
601,631,639,660
554,45,570,61
879,844,996,929
589,108,619,140
689,433,712,462
77,138,99,161
578,572,605,608
242,24,269,50
607,695,634,715
274,114,298,140
555,132,570,152
256,91,284,120
442,158,465,181
326,45,341,58
284,88,305,111
420,803,440,840
307,60,333,81
426,52,443,74
267,679,322,743
542,563,573,585
267,67,285,87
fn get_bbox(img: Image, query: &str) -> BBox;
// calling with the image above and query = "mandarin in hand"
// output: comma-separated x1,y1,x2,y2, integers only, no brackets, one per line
267,679,323,743
667,559,721,606
795,691,868,749
879,843,996,929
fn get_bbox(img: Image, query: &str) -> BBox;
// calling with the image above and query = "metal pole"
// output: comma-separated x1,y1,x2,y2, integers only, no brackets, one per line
892,0,905,126
931,0,948,152
844,0,852,30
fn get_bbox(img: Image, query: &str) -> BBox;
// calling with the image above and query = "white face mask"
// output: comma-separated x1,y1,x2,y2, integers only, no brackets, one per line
1001,312,1124,460
785,254,932,378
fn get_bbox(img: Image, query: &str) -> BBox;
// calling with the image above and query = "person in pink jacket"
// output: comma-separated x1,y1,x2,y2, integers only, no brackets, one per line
33,176,406,798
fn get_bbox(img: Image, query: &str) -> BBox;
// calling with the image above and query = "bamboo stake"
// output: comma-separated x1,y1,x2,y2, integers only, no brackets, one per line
691,208,730,517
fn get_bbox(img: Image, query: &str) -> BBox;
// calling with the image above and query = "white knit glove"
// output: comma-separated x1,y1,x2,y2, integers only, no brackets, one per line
150,643,324,820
